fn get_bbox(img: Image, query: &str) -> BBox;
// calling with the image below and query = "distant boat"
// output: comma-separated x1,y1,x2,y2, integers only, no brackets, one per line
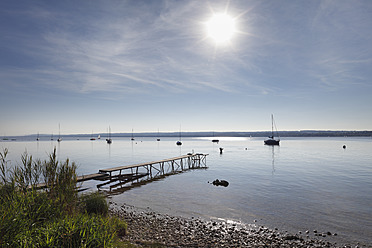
106,126,112,144
98,135,101,139
176,126,182,146
212,131,219,143
90,131,96,140
57,124,62,142
264,114,280,146
131,129,135,141
36,132,40,141
157,129,160,141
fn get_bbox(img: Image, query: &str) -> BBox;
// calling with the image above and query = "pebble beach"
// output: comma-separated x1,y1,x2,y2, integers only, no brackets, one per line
110,203,363,248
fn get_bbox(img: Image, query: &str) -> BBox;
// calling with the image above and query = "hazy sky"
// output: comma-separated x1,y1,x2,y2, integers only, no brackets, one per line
1,0,371,135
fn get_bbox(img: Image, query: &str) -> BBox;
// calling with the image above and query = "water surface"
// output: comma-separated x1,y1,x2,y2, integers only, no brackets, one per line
1,136,371,246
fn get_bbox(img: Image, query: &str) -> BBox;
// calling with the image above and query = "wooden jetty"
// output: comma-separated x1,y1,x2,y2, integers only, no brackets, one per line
97,153,208,191
31,153,208,190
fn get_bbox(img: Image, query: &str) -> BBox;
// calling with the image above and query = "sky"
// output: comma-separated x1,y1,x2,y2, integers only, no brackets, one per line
1,0,372,136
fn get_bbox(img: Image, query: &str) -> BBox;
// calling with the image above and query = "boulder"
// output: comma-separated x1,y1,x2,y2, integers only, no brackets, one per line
212,179,229,187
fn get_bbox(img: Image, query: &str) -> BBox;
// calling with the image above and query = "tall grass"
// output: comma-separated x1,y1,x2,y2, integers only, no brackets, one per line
0,148,127,248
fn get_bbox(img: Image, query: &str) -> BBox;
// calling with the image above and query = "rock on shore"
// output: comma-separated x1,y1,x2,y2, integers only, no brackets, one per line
110,203,350,248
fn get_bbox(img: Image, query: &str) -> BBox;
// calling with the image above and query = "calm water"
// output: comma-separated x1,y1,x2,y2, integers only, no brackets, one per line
1,137,371,246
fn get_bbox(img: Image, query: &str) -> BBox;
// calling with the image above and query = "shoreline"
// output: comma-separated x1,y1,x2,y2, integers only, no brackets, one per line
109,203,360,248
5,130,372,139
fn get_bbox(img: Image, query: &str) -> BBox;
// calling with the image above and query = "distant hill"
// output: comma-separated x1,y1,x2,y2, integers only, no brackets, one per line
66,130,372,138
18,130,372,139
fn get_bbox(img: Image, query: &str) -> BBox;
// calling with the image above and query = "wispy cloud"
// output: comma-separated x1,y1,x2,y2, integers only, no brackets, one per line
1,0,372,99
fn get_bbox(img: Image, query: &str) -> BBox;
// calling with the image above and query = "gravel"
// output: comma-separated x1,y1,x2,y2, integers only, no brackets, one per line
109,203,361,248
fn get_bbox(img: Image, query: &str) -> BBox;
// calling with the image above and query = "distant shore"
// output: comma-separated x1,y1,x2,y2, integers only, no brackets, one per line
7,130,372,139
110,203,360,248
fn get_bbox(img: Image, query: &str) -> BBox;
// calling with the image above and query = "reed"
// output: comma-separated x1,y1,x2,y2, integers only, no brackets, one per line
0,148,128,248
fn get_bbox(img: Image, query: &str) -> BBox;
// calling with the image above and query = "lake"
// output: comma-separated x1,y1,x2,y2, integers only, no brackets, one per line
1,136,371,247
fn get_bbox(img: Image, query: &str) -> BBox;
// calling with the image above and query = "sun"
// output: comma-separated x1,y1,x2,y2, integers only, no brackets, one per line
206,13,236,44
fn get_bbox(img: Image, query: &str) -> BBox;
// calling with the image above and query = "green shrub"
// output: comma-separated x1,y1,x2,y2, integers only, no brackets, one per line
80,191,109,216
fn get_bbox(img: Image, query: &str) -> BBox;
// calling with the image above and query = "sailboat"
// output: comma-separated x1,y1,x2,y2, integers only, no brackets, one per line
131,129,135,141
212,131,219,143
90,131,96,141
106,126,112,144
36,132,40,141
264,114,280,146
176,126,182,146
157,129,160,141
57,124,62,142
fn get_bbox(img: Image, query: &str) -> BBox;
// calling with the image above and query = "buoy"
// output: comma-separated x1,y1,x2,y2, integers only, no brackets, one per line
343,145,346,149
219,147,224,154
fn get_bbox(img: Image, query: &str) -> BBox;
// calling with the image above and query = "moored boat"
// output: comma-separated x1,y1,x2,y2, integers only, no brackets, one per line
264,114,280,146
57,124,62,142
106,126,112,144
176,125,182,146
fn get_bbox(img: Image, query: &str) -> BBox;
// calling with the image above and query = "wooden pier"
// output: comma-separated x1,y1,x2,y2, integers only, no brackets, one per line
31,153,208,190
97,153,208,191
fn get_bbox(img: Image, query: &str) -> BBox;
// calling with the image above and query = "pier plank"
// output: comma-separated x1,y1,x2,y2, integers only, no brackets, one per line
77,173,108,182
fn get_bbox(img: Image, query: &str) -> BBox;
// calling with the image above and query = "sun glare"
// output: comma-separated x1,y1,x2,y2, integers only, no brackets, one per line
206,13,236,44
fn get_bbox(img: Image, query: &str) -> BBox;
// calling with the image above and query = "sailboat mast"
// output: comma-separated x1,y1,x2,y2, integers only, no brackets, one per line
271,114,274,138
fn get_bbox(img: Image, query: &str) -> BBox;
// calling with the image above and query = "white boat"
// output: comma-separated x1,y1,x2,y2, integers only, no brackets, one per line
264,114,280,146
